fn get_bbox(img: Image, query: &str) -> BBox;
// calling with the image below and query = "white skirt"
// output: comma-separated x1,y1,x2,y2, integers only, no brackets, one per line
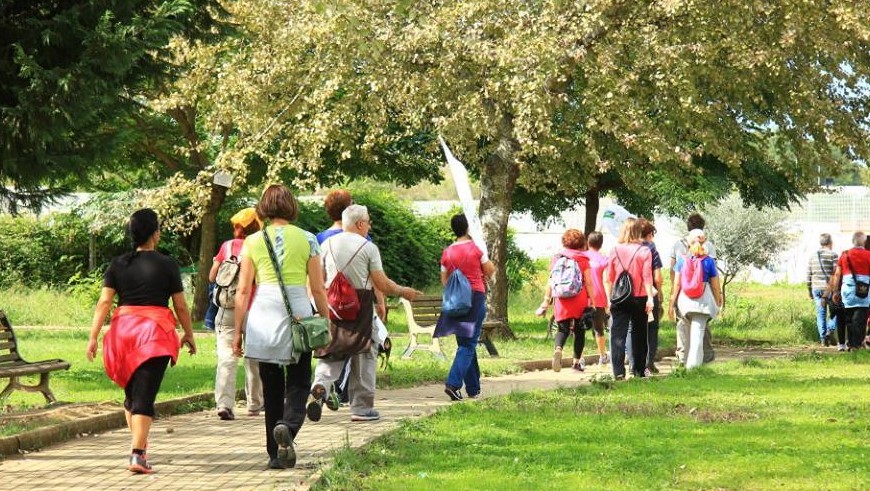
244,284,313,365
677,282,720,319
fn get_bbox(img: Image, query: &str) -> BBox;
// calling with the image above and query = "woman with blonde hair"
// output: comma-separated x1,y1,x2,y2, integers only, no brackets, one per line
603,218,654,379
668,229,723,368
232,185,329,470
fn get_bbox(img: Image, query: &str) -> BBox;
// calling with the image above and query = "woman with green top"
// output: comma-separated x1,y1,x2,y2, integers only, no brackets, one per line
232,185,329,470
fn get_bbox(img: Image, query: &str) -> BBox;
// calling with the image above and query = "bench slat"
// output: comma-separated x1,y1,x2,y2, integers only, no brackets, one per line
0,331,12,341
0,353,22,363
0,359,70,377
0,340,15,351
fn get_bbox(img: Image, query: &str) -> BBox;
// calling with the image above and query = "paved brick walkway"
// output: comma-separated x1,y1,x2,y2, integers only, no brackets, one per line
0,348,795,490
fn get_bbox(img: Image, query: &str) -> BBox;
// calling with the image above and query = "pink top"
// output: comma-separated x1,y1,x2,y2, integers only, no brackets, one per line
214,238,244,262
581,249,608,308
606,243,653,298
549,248,591,322
441,241,487,293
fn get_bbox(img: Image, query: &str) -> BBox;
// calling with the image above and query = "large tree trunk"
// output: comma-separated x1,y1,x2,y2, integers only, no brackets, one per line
479,111,521,340
191,183,227,321
584,187,600,235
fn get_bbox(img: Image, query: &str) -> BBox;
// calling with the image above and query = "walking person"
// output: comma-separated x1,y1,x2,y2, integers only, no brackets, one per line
603,218,654,379
668,229,723,369
537,229,596,372
86,208,197,474
639,218,664,373
315,189,388,406
582,231,611,365
435,214,496,401
210,207,264,420
231,185,330,470
669,212,717,364
807,233,839,347
829,231,870,351
307,204,421,422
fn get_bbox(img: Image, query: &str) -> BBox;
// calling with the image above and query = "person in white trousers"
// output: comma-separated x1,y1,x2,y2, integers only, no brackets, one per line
210,208,264,420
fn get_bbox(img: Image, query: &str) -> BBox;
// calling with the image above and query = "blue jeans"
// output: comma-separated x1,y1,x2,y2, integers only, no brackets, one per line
812,289,836,341
204,283,218,330
446,296,487,396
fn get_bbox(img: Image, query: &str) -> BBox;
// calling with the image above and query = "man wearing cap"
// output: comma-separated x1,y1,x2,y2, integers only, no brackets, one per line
209,207,265,420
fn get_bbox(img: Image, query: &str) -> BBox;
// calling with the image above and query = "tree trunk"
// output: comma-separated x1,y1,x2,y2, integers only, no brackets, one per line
584,187,600,235
191,182,227,321
479,112,521,340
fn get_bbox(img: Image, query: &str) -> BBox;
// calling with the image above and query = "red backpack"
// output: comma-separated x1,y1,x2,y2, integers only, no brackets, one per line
327,241,368,321
681,254,707,299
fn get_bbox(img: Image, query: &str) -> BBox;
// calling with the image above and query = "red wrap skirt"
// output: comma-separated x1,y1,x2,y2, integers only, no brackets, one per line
102,306,180,388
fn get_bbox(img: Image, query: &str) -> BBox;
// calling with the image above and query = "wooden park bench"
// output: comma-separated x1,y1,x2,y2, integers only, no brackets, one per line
0,310,70,404
399,295,499,359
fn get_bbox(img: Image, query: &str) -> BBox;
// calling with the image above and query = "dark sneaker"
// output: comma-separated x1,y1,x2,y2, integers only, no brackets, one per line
444,385,463,401
552,349,562,372
306,384,326,422
128,454,153,474
350,409,381,422
273,424,296,469
268,457,285,470
325,390,341,412
571,362,584,372
217,407,235,421
647,363,660,374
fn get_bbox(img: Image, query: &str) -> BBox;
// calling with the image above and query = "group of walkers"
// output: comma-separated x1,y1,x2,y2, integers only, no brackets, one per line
807,231,870,351
537,213,723,379
85,185,491,474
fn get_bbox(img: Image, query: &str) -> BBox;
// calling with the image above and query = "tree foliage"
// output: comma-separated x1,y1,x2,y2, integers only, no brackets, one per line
702,194,790,287
0,0,225,211
210,0,870,332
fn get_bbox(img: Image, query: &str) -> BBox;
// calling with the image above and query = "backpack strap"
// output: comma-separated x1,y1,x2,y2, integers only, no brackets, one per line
817,251,832,281
331,239,368,273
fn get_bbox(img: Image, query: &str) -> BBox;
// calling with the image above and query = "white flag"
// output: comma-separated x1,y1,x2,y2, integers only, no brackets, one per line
439,136,488,255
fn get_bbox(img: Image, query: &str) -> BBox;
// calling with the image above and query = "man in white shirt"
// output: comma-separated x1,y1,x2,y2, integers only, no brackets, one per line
307,205,421,422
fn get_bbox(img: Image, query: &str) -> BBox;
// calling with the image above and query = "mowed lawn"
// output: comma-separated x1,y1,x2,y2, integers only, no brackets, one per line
317,352,870,491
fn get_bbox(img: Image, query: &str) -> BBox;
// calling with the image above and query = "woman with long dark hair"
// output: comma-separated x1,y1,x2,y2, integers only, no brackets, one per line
86,208,197,474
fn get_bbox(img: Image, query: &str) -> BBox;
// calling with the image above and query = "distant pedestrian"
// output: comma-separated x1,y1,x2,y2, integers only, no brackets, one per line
209,207,264,420
806,233,839,347
669,212,717,364
668,229,723,369
581,231,610,364
830,231,870,350
231,185,330,470
435,214,495,401
86,208,197,474
638,218,663,373
537,229,595,372
604,218,654,379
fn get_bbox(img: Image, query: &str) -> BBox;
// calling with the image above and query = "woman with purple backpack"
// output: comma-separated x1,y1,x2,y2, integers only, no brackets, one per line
668,229,723,369
537,229,595,372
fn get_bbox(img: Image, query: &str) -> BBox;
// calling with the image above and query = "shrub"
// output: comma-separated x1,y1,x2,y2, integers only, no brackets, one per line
295,189,450,288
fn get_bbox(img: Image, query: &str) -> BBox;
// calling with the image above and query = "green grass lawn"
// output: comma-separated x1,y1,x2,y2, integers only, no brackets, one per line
316,351,870,491
0,276,818,420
